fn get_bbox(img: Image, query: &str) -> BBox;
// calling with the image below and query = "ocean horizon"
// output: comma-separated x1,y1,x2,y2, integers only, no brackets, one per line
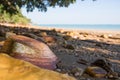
37,24,120,31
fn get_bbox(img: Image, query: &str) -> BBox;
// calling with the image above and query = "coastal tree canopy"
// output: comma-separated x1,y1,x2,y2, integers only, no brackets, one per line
0,0,77,14
0,0,96,24
0,0,96,14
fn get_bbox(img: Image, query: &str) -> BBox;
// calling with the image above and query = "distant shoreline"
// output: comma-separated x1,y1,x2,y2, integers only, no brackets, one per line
0,23,120,35
37,24,120,30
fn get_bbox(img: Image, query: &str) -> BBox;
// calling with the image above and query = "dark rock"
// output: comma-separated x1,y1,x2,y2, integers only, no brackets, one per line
63,35,73,41
21,33,44,42
91,59,119,79
0,37,5,41
91,59,113,73
63,44,75,50
21,33,38,39
56,33,64,37
106,72,119,79
85,66,107,78
0,28,6,37
77,59,89,65
95,43,102,47
56,61,84,77
56,61,71,73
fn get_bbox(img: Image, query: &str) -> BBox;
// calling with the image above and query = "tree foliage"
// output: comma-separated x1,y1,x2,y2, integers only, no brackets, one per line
0,5,31,24
0,0,95,24
0,0,77,14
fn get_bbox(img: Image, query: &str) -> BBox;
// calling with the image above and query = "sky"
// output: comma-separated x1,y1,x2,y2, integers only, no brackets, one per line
22,0,120,25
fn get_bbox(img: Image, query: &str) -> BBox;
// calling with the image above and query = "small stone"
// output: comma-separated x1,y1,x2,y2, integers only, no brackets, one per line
95,43,102,47
0,28,6,36
0,41,4,46
43,36,57,43
0,41,4,50
0,37,5,41
39,32,47,37
108,34,112,38
67,32,79,38
63,44,75,50
56,62,70,73
63,35,73,41
74,53,79,57
57,29,65,33
71,67,84,77
56,33,63,36
106,72,119,79
77,59,88,65
6,32,16,39
74,72,81,77
100,34,108,39
56,69,62,72
85,66,107,78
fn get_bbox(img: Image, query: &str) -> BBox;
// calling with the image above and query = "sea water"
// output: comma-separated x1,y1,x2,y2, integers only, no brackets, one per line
38,24,120,31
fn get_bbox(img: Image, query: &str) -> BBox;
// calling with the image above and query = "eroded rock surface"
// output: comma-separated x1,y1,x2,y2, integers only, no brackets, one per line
0,53,76,80
1,34,58,70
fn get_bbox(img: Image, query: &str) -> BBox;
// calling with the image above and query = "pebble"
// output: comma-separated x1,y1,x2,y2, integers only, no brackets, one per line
43,36,57,43
0,37,5,41
71,67,84,77
95,43,102,47
6,32,16,38
106,72,119,79
63,35,73,41
63,44,75,50
77,59,88,65
56,69,62,72
74,53,79,57
100,34,108,39
39,32,47,37
56,61,84,77
85,66,107,78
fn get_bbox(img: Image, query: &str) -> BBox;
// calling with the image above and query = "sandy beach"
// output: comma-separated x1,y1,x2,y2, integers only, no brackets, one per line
0,23,120,80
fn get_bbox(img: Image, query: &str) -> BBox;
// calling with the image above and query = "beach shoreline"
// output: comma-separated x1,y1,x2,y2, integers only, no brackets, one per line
0,22,120,80
0,23,120,35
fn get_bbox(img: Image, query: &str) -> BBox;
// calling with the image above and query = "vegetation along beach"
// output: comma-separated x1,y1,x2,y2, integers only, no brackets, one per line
0,0,120,80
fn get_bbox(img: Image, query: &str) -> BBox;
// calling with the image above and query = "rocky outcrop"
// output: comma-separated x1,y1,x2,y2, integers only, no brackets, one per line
0,53,76,80
1,33,58,70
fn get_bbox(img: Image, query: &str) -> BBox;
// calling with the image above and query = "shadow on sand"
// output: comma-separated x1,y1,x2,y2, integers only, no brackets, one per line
0,25,120,79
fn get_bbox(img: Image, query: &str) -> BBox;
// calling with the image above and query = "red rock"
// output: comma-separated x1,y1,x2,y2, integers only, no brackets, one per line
1,35,58,70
